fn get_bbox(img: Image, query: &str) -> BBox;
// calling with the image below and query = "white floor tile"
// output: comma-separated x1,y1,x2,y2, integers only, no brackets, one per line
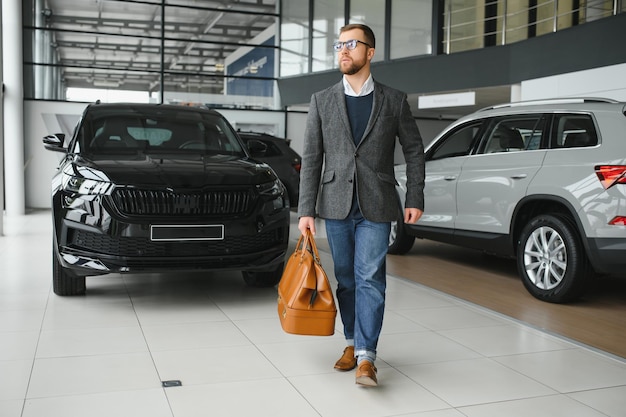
257,338,355,377
0,293,49,311
0,331,39,360
165,379,320,417
386,285,458,310
397,305,505,330
380,310,429,334
440,324,575,357
495,349,626,393
22,389,172,417
0,360,33,401
0,399,23,417
212,297,279,321
387,411,466,417
233,316,343,345
152,345,282,385
141,321,250,352
132,300,228,326
399,357,556,407
288,368,450,417
36,326,148,358
0,309,45,332
377,331,482,367
27,352,161,398
568,385,626,417
458,394,610,417
41,302,139,330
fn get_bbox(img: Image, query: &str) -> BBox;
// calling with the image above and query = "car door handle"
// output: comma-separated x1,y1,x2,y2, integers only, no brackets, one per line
444,176,457,181
510,174,528,179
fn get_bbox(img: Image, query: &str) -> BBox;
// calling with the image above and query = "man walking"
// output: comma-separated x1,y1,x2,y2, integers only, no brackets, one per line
297,23,425,386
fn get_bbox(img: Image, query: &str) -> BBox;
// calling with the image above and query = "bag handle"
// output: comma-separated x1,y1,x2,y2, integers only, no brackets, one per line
297,229,321,264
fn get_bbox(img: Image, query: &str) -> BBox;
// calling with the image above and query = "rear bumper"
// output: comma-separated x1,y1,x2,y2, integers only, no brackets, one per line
586,237,626,276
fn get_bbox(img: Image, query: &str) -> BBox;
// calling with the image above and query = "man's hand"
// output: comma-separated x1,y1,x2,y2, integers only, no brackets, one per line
404,208,423,224
298,216,316,236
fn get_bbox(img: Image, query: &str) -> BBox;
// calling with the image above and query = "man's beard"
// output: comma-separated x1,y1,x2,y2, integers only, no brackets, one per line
340,57,366,75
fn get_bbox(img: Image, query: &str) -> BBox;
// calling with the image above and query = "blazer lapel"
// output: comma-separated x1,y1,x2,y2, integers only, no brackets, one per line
358,82,384,148
331,82,354,142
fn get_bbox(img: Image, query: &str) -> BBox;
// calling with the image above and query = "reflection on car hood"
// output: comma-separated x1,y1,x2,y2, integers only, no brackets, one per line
72,154,276,187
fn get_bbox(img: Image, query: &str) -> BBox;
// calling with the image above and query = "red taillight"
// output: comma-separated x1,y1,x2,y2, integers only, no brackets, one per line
595,165,626,189
609,216,626,226
292,163,301,173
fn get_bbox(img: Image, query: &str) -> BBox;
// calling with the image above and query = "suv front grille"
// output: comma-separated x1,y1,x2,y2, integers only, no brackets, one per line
69,228,285,257
111,188,255,216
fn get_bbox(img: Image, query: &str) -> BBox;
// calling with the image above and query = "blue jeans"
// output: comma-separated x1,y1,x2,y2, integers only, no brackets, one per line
325,204,390,364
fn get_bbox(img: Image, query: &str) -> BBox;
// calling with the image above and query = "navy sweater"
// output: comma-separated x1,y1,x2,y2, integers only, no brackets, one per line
345,92,374,145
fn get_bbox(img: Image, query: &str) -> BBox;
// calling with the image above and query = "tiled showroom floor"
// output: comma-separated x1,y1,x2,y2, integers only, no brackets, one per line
1,210,626,417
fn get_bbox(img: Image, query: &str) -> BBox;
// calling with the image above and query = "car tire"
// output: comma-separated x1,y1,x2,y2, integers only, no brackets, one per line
53,244,86,296
388,206,415,255
517,214,589,303
242,262,284,287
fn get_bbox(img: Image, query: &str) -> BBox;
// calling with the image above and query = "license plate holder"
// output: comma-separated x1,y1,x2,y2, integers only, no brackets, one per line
150,224,224,241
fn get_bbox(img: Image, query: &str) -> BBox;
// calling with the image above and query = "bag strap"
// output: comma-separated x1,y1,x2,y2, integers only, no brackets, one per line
304,229,322,265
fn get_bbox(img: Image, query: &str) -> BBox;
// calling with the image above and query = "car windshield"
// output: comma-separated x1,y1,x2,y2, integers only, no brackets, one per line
79,108,246,157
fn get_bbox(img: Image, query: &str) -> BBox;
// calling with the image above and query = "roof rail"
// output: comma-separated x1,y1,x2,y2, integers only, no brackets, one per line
478,97,620,112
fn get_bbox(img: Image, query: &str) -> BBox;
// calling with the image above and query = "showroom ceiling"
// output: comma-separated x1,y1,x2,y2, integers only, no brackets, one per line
40,0,277,93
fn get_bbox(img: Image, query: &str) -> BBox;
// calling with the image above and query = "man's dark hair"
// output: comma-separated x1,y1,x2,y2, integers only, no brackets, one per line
340,24,376,49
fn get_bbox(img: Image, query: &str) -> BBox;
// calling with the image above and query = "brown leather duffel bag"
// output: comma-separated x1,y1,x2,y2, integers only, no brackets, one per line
277,230,336,336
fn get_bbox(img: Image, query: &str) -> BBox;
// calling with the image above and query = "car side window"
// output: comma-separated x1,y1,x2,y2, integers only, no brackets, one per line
429,121,484,160
262,141,282,157
480,115,546,154
551,114,598,148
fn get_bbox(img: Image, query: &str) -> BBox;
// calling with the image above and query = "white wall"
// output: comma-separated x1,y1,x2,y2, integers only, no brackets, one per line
24,101,86,209
521,63,626,101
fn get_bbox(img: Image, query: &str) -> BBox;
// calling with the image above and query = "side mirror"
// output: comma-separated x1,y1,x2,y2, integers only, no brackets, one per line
246,139,268,157
43,134,67,153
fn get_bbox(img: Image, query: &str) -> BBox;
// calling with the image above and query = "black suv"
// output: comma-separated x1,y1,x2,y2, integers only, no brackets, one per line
43,103,290,295
238,132,301,207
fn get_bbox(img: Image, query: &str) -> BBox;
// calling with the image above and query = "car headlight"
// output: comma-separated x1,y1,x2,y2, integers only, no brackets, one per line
257,179,288,210
63,175,113,195
256,179,284,197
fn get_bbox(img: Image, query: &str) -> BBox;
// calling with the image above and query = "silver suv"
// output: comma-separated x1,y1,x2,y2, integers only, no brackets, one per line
390,98,626,303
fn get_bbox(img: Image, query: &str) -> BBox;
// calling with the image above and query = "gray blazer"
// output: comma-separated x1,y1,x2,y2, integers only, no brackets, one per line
297,80,425,223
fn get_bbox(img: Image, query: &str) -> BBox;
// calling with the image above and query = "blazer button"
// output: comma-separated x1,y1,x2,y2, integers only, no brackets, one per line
354,152,359,158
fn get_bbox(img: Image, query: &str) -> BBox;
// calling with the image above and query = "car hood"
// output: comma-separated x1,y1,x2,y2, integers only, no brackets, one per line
69,154,277,188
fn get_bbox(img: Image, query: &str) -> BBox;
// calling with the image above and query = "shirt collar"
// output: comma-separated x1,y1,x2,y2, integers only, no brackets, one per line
343,74,374,97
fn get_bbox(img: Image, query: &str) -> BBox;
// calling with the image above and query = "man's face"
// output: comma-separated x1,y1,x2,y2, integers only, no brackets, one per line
337,29,374,76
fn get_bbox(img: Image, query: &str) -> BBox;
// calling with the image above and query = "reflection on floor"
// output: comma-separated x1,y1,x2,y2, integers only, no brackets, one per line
1,210,625,417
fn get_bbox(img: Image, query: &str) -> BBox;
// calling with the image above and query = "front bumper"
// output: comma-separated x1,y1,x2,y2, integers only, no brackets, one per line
55,210,289,276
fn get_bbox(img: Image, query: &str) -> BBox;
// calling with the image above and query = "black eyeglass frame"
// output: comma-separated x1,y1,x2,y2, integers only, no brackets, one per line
332,39,372,52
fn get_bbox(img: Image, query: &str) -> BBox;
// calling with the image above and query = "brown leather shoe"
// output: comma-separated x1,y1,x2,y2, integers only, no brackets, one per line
334,346,357,371
355,360,378,387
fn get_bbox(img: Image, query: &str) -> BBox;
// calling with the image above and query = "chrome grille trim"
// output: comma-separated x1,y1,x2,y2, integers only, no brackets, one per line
111,188,255,216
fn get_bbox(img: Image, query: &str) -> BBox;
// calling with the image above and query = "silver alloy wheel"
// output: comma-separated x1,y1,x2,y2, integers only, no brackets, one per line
389,220,398,247
523,225,567,290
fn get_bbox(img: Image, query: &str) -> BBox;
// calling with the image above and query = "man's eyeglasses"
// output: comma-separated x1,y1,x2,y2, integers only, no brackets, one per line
332,39,372,52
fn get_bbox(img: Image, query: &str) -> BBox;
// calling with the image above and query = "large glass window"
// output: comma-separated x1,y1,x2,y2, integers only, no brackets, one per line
24,0,280,109
390,0,433,59
312,0,345,72
349,0,385,63
280,0,310,76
